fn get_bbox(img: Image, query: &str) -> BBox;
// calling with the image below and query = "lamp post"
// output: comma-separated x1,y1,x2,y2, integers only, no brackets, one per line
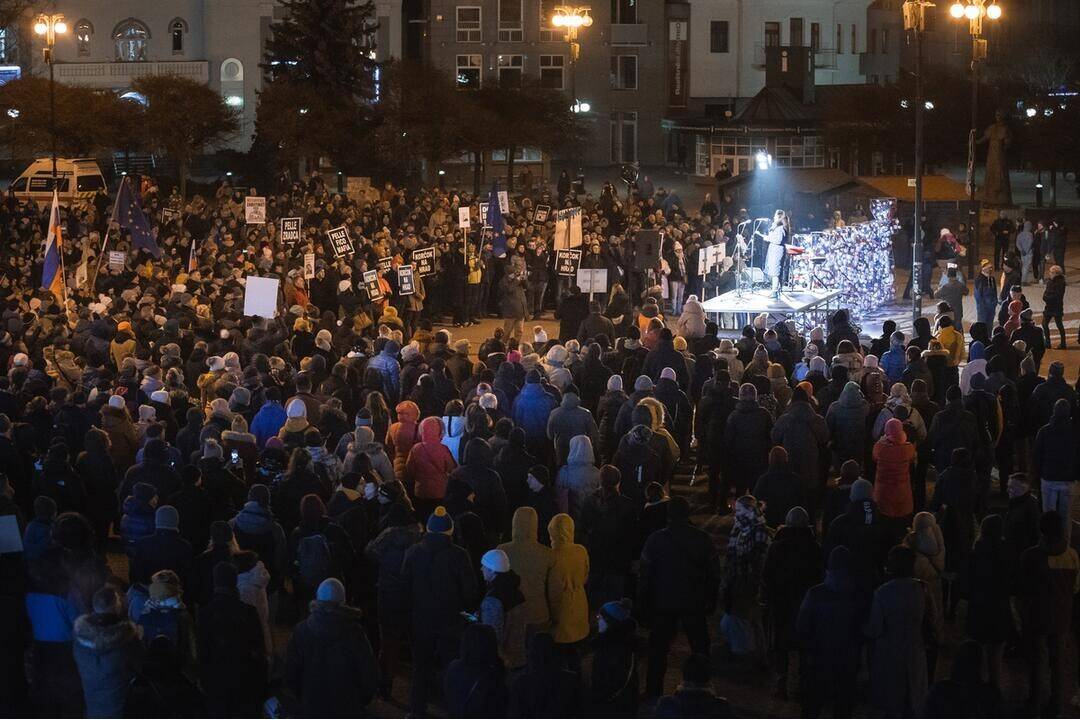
949,0,1001,276
903,0,930,322
552,6,593,179
34,13,67,182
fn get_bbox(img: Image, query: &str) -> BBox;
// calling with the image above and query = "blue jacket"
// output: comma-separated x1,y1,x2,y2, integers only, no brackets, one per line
512,382,559,440
251,402,287,447
880,344,906,385
22,518,53,562
26,592,80,642
367,351,402,404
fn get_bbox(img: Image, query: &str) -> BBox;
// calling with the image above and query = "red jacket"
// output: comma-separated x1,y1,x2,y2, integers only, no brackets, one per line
405,416,456,500
872,429,916,519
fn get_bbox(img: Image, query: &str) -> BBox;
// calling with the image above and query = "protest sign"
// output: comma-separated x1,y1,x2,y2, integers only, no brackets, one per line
413,247,436,276
303,252,315,279
244,196,266,224
280,217,302,244
377,256,393,275
398,265,416,295
554,207,583,248
161,208,181,225
326,226,353,258
346,176,370,201
362,270,383,301
243,276,279,318
108,251,125,270
458,207,471,229
497,190,509,215
576,268,608,295
556,249,582,277
479,202,491,228
534,204,551,223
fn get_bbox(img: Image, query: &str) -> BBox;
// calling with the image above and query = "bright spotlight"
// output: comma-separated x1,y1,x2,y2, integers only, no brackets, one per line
986,3,1002,19
949,2,966,18
755,151,773,170
1025,107,1037,118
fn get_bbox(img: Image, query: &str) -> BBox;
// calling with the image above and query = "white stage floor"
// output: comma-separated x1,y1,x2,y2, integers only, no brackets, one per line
699,288,842,315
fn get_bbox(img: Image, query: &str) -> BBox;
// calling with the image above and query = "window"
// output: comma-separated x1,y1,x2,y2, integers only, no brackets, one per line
498,0,522,41
851,25,857,54
75,20,92,57
539,0,556,41
493,147,542,162
868,28,877,54
790,18,803,46
609,111,637,163
774,135,825,168
76,175,104,192
764,21,780,47
610,54,637,89
611,0,636,24
113,19,149,62
498,54,523,87
881,28,889,53
539,54,564,88
836,23,843,53
170,19,186,54
220,58,244,111
456,54,482,89
710,21,729,53
810,22,820,51
456,7,481,42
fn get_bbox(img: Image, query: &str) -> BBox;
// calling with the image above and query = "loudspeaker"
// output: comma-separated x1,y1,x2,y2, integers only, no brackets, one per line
633,229,661,270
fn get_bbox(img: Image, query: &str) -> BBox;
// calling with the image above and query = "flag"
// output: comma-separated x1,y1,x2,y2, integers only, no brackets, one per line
486,182,506,257
40,190,65,301
187,236,200,272
113,177,160,258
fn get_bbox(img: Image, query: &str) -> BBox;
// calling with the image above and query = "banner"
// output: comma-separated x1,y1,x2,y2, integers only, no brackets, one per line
413,247,436,276
346,176,371,202
377,256,393,275
397,264,416,295
280,217,302,244
244,196,266,224
576,268,608,295
303,252,315,279
327,226,353,258
243,276,279,317
554,207,583,248
108,251,125,270
534,204,551,223
458,207,471,229
161,208,181,226
479,202,491,228
556,249,582,277
362,269,383,301
668,19,688,108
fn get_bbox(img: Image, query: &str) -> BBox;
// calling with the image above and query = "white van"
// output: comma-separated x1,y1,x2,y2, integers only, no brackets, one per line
9,158,106,207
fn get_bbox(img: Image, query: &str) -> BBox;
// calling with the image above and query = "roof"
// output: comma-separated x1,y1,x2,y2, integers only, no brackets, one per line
719,168,858,195
735,86,820,125
855,175,970,202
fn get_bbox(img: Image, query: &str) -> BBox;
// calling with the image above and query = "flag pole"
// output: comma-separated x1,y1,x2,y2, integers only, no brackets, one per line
91,175,126,290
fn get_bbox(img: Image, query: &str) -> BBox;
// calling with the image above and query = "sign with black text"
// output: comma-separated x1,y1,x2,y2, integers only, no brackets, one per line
377,256,393,275
362,269,383,301
244,196,266,224
161,208,181,226
108,251,125,271
534,204,551,223
327,226,354,258
556,249,582,277
397,265,416,295
412,247,436,277
280,217,302,244
479,202,491,228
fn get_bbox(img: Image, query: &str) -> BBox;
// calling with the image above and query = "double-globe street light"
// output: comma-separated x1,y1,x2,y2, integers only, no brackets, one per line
34,13,68,182
552,6,593,178
948,0,1001,275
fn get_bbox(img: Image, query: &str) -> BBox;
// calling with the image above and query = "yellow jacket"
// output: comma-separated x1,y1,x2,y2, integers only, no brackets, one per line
936,325,964,367
546,513,590,644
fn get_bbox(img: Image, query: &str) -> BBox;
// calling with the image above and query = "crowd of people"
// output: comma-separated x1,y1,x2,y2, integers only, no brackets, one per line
0,169,1079,719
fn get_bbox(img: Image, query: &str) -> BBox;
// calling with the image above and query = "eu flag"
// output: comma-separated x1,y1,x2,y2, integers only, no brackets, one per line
113,177,159,258
486,183,506,257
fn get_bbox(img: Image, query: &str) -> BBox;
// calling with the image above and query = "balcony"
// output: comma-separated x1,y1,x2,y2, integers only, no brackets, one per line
55,60,209,88
610,23,648,46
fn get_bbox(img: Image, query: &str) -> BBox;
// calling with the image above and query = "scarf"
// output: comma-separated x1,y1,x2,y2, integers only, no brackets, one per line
727,506,767,576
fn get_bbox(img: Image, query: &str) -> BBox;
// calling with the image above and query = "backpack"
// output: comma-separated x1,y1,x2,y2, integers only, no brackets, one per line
138,607,180,648
295,532,336,588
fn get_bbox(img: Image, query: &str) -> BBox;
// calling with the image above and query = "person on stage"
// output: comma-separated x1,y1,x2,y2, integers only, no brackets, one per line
764,209,789,298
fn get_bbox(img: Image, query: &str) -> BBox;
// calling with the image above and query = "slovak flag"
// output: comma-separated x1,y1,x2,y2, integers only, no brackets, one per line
40,190,65,301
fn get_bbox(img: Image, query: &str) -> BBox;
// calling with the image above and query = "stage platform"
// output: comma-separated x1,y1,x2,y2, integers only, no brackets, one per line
700,288,842,330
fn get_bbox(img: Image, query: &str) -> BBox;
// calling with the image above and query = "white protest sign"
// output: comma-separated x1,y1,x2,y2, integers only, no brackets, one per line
576,268,608,295
458,206,471,229
243,276,279,318
497,190,509,215
108,251,125,270
303,252,315,279
244,196,266,224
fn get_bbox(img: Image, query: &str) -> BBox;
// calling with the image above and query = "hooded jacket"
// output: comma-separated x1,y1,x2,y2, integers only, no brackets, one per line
872,421,917,518
547,514,590,644
285,601,378,716
825,382,869,471
771,400,829,490
555,436,602,521
447,438,509,542
512,380,559,441
497,507,555,628
385,400,421,479
404,416,456,500
546,392,599,466
72,612,145,718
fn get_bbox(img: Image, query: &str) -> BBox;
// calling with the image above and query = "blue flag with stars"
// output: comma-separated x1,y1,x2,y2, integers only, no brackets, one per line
486,182,506,257
113,177,159,258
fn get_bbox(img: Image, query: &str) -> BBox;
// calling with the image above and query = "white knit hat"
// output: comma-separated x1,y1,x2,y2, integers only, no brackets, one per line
481,549,510,573
108,395,126,409
286,398,307,419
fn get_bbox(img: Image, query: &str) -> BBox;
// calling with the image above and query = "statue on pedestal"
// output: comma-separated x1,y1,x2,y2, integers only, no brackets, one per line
977,109,1012,206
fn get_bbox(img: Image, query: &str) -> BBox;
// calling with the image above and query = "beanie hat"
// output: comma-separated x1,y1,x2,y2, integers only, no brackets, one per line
673,336,688,352
149,570,182,601
203,439,223,461
481,549,510,573
660,367,677,381
286,398,307,418
108,394,126,409
150,389,170,405
230,386,251,407
316,577,346,603
138,404,156,422
479,393,498,410
607,375,623,392
850,478,873,502
155,505,180,531
212,561,238,591
208,356,225,372
634,375,654,392
401,342,420,363
785,506,810,528
209,398,231,417
599,599,632,626
427,505,454,534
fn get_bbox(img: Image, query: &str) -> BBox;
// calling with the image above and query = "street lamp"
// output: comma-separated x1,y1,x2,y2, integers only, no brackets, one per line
903,0,931,321
948,0,1001,275
34,13,67,182
552,6,592,176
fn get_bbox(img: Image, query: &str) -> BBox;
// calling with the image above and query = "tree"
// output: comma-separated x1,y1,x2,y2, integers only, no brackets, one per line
258,0,379,172
131,74,238,198
255,79,353,177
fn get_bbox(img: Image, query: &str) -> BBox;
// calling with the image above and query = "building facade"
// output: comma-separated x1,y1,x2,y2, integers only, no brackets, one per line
14,0,403,151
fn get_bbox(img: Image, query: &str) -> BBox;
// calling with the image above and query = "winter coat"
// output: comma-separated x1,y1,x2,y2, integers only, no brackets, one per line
578,489,638,574
674,298,707,339
796,558,863,706
596,389,628,462
197,591,267,717
250,402,287,448
480,570,528,669
285,601,378,717
366,348,401,404
364,516,422,624
401,531,479,632
100,405,138,474
966,532,1013,643
637,517,718,619
385,400,421,479
762,526,822,652
546,392,599,466
231,502,288,582
723,399,773,488
405,416,457,500
443,624,509,717
771,400,829,492
824,500,887,595
547,514,590,644
72,612,144,718
130,529,194,587
927,399,981,472
825,383,868,472
555,436,602,521
1032,404,1078,483
447,438,509,543
497,507,555,628
1019,537,1080,636
512,380,559,441
587,621,638,716
872,434,916,518
641,336,689,389
865,577,935,716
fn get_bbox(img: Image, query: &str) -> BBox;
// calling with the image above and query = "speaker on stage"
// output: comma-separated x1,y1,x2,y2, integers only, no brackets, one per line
633,229,661,270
